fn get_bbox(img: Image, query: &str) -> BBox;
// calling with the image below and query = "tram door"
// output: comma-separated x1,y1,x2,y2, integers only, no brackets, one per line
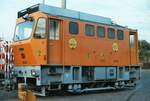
130,32,138,65
48,19,62,64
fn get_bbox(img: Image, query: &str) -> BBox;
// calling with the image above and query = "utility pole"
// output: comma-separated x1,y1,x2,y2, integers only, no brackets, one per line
61,0,66,9
42,0,45,4
41,0,66,8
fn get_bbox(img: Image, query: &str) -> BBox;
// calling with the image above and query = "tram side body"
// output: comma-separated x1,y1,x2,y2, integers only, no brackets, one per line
12,4,140,94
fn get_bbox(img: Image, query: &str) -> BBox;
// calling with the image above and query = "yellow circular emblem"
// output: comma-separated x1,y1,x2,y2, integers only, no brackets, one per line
112,42,119,52
68,38,77,49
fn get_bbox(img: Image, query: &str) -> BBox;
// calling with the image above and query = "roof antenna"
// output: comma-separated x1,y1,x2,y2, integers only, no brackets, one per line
61,0,66,9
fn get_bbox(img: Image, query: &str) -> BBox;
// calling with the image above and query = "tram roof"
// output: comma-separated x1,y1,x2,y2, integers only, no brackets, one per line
18,4,113,25
17,4,138,30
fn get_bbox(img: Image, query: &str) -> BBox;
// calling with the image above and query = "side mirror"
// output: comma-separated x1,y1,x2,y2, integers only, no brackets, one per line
22,14,33,21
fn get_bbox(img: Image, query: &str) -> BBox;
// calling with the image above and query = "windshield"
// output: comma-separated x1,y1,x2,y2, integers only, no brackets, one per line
14,20,34,41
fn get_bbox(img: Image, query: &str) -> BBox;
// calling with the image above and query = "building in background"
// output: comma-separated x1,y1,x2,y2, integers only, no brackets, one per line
0,40,14,87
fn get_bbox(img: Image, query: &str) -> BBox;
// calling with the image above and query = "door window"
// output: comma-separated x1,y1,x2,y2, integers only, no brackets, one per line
49,19,60,40
130,32,134,48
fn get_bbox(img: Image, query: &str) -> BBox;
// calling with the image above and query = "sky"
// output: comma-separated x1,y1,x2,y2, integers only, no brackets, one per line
0,0,150,42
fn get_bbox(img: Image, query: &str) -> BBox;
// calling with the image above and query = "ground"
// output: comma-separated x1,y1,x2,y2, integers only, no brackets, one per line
0,69,150,101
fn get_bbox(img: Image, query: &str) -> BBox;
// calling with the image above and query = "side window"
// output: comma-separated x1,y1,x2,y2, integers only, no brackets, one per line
85,24,95,36
49,19,60,40
108,28,115,39
69,22,78,35
97,26,105,38
35,18,46,38
117,30,124,40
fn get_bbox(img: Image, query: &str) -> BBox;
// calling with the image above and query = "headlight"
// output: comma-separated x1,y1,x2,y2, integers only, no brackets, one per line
31,70,39,77
31,70,36,76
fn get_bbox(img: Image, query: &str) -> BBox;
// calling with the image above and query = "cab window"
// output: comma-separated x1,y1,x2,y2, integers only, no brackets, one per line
108,28,115,39
97,26,105,38
49,19,60,40
69,22,78,35
117,30,124,40
14,20,34,41
35,18,46,38
85,24,95,36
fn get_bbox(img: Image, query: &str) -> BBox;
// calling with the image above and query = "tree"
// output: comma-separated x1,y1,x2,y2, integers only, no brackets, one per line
138,40,150,63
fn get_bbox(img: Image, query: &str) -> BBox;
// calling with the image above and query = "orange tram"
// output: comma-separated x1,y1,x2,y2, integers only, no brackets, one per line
12,4,140,95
